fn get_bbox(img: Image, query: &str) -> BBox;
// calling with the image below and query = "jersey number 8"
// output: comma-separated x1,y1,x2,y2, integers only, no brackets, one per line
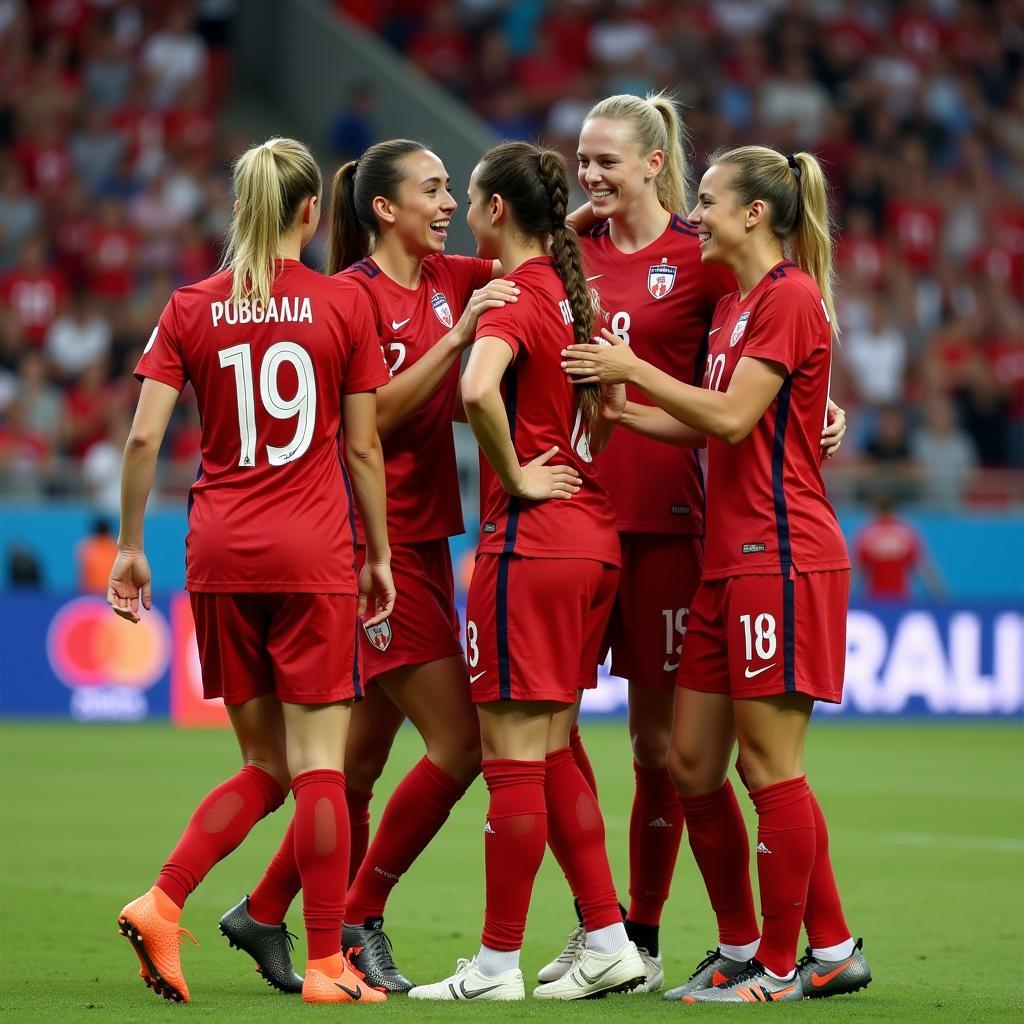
218,341,317,467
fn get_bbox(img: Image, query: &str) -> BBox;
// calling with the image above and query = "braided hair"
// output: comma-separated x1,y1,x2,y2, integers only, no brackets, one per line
475,141,601,433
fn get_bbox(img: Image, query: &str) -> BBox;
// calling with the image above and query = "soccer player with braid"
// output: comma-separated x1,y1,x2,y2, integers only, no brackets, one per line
408,141,646,1001
110,137,394,1005
563,145,871,1002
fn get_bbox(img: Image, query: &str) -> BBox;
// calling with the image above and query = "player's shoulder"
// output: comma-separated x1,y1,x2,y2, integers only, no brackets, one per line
173,267,232,303
758,263,824,316
337,257,383,288
579,218,611,243
667,213,701,240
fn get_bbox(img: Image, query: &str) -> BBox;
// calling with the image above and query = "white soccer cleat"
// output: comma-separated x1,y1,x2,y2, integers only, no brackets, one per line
536,924,585,983
407,957,524,1001
532,941,647,1000
638,945,664,992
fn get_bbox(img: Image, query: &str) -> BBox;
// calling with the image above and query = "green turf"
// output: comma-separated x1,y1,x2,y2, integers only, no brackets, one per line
1,720,1021,1022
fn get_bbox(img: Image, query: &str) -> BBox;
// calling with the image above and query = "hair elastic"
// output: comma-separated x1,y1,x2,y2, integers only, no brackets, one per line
787,153,802,179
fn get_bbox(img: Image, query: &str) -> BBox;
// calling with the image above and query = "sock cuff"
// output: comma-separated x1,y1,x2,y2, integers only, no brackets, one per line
749,775,809,814
544,746,575,772
418,755,471,798
240,764,287,813
679,778,736,820
291,768,346,797
482,758,546,790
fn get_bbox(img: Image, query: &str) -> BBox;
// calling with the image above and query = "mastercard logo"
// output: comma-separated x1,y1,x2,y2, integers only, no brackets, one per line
47,596,171,689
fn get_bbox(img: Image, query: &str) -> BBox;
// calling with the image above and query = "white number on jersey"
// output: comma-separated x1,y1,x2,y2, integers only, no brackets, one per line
705,352,726,393
218,341,317,467
610,310,630,344
386,342,407,374
662,606,689,672
559,299,574,325
466,619,480,668
569,406,593,464
739,612,777,661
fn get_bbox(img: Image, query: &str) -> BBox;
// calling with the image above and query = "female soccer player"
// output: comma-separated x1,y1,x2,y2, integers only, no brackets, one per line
408,141,645,1002
221,139,517,993
562,146,871,1003
110,137,394,1006
539,93,847,992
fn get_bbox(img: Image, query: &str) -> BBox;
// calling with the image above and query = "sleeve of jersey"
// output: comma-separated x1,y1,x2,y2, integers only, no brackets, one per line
476,304,524,358
740,284,820,373
447,254,494,298
134,297,186,391
343,297,391,394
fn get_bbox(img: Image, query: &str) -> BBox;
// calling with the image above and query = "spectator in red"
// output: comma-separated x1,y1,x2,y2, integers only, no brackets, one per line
854,492,944,601
50,178,96,286
61,358,115,459
85,198,139,302
0,233,69,346
407,1,471,95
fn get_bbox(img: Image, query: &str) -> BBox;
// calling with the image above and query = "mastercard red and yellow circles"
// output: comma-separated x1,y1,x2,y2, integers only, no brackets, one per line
46,597,171,689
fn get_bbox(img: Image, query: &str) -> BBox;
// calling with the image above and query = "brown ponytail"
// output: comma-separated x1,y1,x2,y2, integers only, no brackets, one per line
476,141,601,436
325,138,426,275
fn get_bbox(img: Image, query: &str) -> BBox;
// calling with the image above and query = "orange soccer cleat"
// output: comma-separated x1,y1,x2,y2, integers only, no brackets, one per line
302,951,387,1004
117,886,197,1003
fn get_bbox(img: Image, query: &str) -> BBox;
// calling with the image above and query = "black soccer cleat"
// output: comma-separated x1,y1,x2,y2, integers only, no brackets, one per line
343,916,414,993
219,895,303,994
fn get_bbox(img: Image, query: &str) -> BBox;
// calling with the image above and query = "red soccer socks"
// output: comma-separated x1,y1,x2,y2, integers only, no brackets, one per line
345,786,373,886
803,789,851,950
627,762,684,929
569,724,599,796
347,756,469,921
480,759,547,951
545,747,621,932
679,780,760,948
749,776,816,977
156,765,285,909
292,769,350,960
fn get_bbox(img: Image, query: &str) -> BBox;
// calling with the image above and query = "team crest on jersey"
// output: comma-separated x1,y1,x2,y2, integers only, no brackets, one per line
730,311,751,347
431,292,453,328
362,619,392,652
647,261,677,299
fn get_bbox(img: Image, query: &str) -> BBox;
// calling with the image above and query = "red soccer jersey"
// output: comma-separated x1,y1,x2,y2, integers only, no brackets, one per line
579,215,734,535
701,261,849,579
0,267,69,345
855,513,920,600
134,261,390,593
339,253,491,543
474,257,619,565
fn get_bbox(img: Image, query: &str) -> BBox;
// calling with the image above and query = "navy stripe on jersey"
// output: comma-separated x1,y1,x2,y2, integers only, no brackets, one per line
186,461,203,521
670,214,699,238
496,556,512,700
768,261,798,281
771,377,797,692
338,452,363,698
346,258,380,280
501,367,522,555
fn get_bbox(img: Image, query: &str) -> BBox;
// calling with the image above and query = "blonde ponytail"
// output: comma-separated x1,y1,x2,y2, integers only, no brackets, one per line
712,145,839,337
585,91,692,215
221,137,321,307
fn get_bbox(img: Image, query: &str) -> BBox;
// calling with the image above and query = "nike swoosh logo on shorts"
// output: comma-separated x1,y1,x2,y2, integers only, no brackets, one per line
708,327,722,334
744,664,775,678
334,982,362,1000
391,317,411,331
469,671,487,684
459,980,503,998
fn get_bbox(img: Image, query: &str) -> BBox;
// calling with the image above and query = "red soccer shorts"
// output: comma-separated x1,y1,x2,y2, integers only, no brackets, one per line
603,533,703,690
190,592,362,706
677,569,849,703
465,554,619,704
356,540,462,685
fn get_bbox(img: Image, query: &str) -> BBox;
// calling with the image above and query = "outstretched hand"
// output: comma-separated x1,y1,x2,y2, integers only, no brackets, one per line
453,279,520,348
561,328,639,385
107,548,152,624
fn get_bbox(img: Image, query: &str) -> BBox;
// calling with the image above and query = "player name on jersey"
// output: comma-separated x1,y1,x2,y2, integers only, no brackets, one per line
210,296,314,327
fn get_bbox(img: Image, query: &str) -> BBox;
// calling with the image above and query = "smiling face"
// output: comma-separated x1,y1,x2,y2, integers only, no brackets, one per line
688,162,751,265
576,117,662,221
381,149,457,257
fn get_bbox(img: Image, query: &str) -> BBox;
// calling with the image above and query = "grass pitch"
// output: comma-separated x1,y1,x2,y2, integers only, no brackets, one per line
1,720,1021,1022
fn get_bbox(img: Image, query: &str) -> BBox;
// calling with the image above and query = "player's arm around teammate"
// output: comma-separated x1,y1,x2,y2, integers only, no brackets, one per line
565,147,870,1004
110,137,393,1006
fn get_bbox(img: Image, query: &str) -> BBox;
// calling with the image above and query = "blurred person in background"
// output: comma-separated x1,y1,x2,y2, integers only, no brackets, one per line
6,541,42,587
859,403,921,504
44,288,112,382
911,396,978,508
0,232,68,347
77,517,119,594
853,491,945,601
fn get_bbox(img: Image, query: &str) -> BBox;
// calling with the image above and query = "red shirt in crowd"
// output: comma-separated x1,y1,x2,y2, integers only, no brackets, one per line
0,266,69,344
854,512,921,600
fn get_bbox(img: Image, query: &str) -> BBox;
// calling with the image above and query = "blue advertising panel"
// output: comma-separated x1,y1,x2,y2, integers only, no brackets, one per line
0,594,1020,720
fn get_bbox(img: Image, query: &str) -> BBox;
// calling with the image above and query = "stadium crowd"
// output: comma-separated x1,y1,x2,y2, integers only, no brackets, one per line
1,0,1021,511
